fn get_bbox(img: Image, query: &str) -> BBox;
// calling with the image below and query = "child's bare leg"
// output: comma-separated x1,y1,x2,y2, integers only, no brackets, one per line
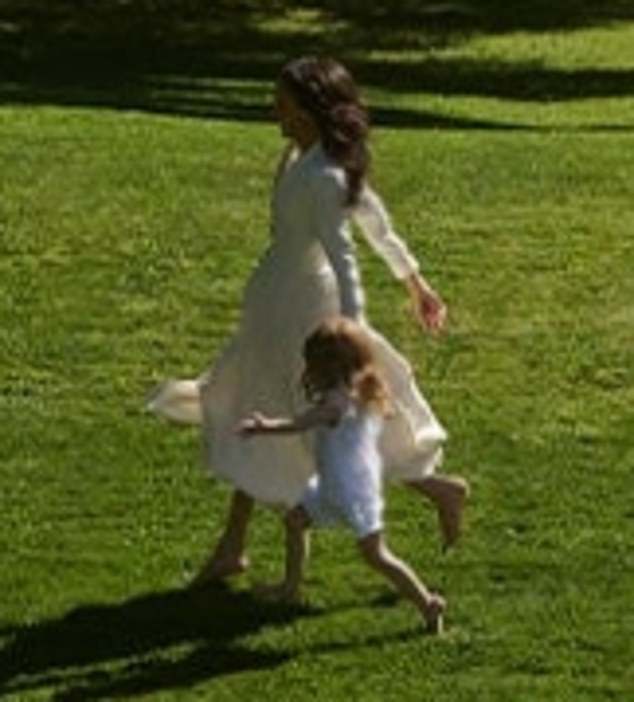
191,489,254,585
255,506,310,603
406,474,469,550
358,531,445,634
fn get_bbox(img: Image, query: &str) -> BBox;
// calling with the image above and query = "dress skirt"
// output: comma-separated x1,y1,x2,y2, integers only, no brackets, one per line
148,246,447,508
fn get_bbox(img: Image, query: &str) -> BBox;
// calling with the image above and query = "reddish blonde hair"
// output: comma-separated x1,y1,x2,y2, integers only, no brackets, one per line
302,317,391,415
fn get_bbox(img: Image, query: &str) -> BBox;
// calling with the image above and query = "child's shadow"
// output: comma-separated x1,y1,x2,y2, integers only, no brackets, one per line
0,584,309,700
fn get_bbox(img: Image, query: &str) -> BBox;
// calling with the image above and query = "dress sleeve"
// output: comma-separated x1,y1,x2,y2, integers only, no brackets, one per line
353,185,420,279
311,170,365,319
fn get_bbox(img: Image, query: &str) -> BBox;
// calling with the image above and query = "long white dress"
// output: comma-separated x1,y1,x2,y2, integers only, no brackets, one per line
148,142,447,508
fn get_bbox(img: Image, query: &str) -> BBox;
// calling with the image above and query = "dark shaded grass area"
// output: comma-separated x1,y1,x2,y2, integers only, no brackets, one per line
0,585,305,700
2,1,634,126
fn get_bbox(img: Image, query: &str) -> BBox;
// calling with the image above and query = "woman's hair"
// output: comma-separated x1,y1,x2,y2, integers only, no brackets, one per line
302,317,391,415
279,56,370,206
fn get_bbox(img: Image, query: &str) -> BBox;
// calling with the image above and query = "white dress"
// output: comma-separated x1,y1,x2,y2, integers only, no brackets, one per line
302,400,385,539
148,142,447,507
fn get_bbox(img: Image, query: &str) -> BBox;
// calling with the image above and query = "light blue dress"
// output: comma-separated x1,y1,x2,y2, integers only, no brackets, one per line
302,399,385,539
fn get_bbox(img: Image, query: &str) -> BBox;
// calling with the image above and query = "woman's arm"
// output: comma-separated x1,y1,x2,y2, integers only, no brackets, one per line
311,170,366,319
354,185,446,333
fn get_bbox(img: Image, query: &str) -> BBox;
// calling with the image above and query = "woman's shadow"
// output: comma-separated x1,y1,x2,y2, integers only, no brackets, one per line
0,583,310,700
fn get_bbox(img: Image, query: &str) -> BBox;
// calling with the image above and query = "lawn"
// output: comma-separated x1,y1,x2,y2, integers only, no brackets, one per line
1,4,633,700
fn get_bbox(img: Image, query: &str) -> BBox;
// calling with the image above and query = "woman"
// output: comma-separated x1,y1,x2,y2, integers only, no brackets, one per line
149,56,468,583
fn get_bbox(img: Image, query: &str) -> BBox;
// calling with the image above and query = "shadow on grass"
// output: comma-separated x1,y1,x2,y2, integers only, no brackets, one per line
1,1,634,129
0,584,428,699
304,0,634,35
4,60,634,132
0,584,310,700
0,75,540,130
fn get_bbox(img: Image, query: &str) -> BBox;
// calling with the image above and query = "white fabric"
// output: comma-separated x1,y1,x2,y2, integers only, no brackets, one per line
301,402,384,539
354,185,420,280
148,142,447,508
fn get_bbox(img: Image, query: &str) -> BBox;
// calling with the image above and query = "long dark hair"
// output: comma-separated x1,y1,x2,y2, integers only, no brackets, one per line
302,317,391,415
279,56,370,206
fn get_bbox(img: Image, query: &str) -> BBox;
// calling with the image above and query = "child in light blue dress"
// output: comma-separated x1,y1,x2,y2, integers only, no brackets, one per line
239,317,446,634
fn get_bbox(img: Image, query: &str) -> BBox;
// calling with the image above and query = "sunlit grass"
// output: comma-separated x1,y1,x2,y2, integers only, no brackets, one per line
1,11,633,701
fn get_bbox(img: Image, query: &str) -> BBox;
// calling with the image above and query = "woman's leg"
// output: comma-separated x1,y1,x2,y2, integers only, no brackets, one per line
283,506,310,599
254,506,310,603
191,489,254,585
358,531,445,634
406,474,469,550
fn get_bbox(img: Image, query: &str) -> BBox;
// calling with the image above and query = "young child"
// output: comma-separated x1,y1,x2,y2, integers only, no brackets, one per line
238,317,446,634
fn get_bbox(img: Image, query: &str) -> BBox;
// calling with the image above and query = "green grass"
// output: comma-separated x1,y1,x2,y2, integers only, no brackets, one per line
1,9,634,701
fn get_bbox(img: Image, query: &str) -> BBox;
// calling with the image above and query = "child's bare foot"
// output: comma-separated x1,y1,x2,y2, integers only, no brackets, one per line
253,581,302,605
438,477,470,551
424,593,446,635
189,553,250,587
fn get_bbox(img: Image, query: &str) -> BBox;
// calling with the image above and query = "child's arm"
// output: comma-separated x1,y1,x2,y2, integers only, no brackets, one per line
238,395,344,437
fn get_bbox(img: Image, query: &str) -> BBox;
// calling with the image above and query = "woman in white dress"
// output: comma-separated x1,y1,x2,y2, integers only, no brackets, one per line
148,56,469,583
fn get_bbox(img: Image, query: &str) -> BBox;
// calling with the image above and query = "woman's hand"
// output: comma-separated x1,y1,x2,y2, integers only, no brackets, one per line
405,274,447,334
417,286,447,334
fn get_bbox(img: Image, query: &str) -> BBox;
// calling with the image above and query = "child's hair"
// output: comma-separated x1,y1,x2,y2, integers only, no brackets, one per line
302,317,391,415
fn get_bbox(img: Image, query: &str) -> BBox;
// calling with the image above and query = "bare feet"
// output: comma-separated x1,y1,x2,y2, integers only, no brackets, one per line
424,593,446,635
189,553,250,587
253,581,302,605
437,477,470,551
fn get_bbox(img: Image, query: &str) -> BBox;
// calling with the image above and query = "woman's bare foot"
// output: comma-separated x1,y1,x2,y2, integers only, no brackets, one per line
437,477,470,551
189,552,250,587
253,581,302,605
424,593,446,635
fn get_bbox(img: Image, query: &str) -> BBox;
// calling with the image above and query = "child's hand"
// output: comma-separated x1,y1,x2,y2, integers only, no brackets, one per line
237,412,268,437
